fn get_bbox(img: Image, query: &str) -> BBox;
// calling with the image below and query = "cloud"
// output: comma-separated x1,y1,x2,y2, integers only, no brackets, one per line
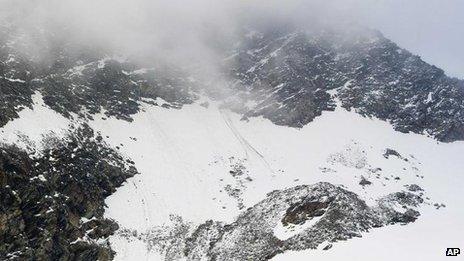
1,0,462,78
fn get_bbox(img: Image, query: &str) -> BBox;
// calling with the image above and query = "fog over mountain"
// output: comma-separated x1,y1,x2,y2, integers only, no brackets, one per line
0,1,463,261
1,0,462,77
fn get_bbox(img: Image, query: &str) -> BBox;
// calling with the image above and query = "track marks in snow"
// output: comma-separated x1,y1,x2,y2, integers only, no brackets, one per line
220,109,276,176
88,102,464,261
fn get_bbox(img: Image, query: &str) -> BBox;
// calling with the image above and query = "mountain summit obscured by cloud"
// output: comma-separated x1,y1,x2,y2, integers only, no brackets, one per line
1,0,462,78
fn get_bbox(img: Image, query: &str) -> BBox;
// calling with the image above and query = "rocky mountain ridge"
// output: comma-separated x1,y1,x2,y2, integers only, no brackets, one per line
1,24,464,141
0,22,463,260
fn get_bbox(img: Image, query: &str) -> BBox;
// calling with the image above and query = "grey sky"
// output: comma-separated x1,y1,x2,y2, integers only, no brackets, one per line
356,0,464,79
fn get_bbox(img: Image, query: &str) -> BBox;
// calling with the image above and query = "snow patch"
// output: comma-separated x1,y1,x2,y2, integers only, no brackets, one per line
0,92,71,153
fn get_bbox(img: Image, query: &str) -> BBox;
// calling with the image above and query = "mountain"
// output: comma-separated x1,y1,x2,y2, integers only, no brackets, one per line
1,21,463,261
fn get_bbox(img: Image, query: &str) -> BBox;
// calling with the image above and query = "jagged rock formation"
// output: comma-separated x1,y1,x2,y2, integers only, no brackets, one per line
38,59,196,121
0,24,196,126
0,25,35,126
134,182,423,261
0,125,137,260
2,24,464,141
224,26,464,141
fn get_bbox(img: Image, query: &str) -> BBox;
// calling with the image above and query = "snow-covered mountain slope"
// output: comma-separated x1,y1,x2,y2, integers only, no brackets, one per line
2,89,462,260
85,98,463,260
1,20,464,261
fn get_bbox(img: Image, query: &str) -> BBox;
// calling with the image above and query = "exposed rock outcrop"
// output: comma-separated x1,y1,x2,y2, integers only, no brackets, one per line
0,125,137,260
135,182,423,261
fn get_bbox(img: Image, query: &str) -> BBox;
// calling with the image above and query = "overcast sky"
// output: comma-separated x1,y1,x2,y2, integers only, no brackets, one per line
356,0,464,79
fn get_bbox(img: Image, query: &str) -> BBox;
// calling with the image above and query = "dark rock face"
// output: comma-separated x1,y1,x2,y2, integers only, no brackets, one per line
383,148,402,159
0,76,33,127
406,184,423,192
0,25,196,127
282,200,330,226
0,125,137,260
225,26,464,142
0,30,35,127
359,176,372,186
38,60,196,121
335,39,464,142
224,29,337,127
376,191,423,225
2,24,463,142
141,182,423,261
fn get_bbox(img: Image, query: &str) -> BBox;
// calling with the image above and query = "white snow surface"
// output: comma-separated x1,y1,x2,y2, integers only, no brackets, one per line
3,95,459,261
0,92,71,152
85,100,464,261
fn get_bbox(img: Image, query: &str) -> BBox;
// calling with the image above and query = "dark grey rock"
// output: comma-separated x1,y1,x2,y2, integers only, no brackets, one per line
0,124,137,260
